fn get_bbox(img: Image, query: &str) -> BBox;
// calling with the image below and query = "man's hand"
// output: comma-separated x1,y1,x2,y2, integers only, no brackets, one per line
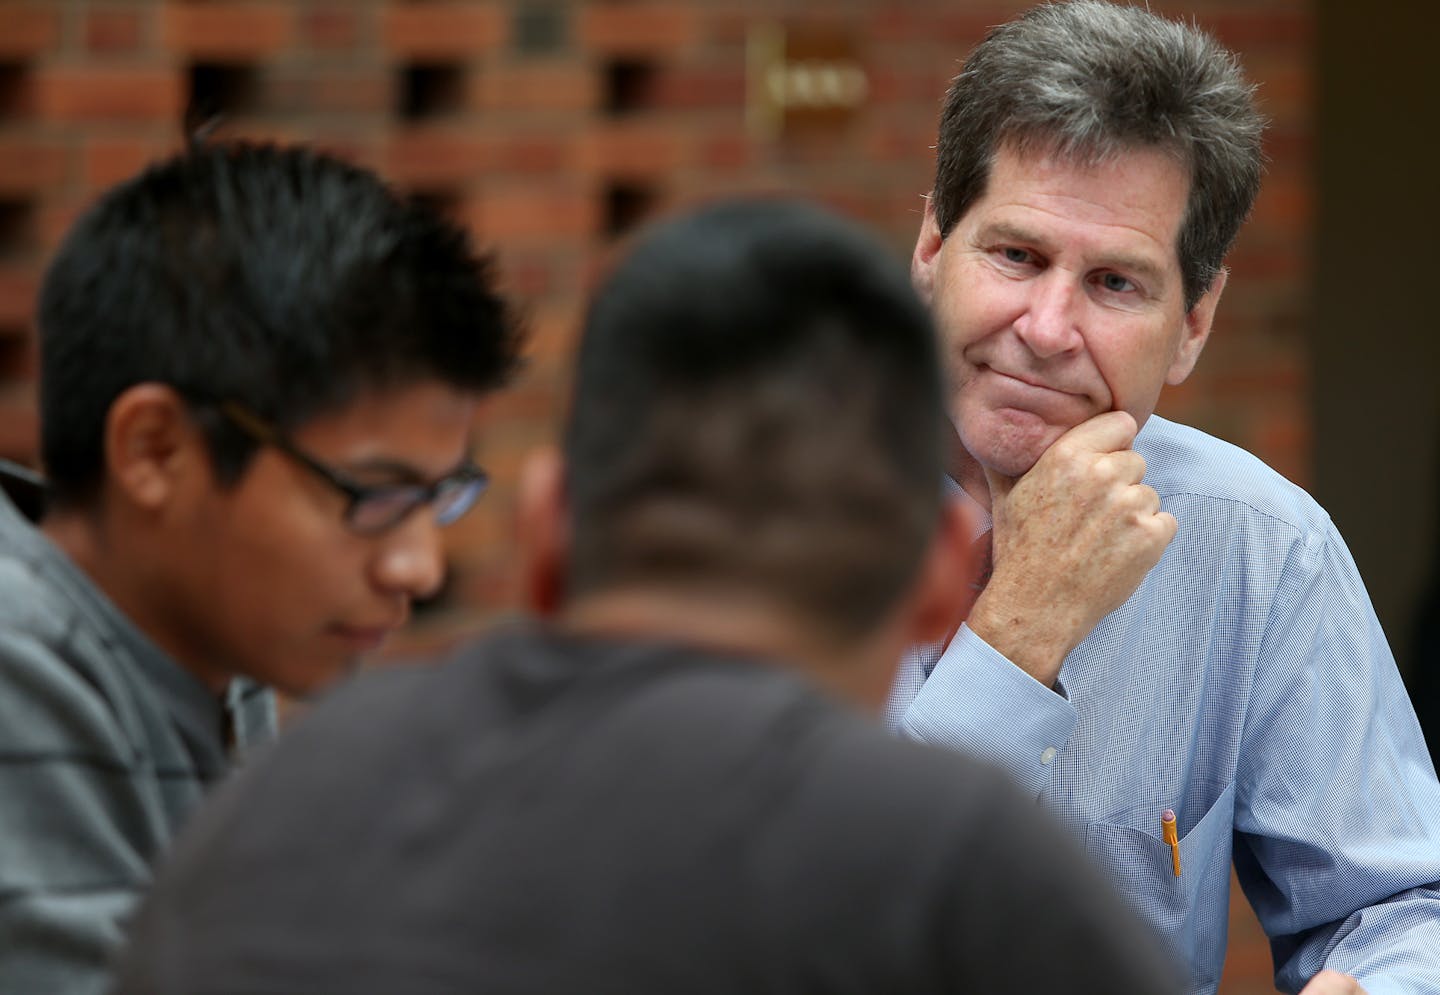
1298,970,1367,995
966,410,1175,688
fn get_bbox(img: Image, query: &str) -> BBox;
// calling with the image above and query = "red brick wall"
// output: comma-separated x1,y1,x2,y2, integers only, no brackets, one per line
0,3,1311,990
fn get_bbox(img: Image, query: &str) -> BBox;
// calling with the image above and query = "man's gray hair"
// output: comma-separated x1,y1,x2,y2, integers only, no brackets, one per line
931,1,1264,311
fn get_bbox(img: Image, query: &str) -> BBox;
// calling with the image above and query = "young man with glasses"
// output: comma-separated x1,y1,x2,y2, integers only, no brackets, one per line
0,142,521,994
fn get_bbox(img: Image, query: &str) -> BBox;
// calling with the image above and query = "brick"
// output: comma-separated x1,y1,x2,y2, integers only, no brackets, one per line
83,137,176,189
467,185,599,244
476,63,598,115
0,327,36,381
0,265,39,329
0,4,61,58
519,302,583,366
85,7,145,55
384,128,490,190
859,121,932,164
381,4,505,59
36,67,185,123
1247,180,1312,229
1205,11,1313,51
579,121,685,178
652,66,746,110
0,384,38,463
0,139,68,196
261,68,391,116
577,5,699,56
37,201,85,253
302,4,361,50
1251,61,1312,127
697,132,753,172
487,135,574,176
163,2,295,59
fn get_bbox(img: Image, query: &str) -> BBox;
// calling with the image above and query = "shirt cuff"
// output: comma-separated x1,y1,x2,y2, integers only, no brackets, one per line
900,624,1079,797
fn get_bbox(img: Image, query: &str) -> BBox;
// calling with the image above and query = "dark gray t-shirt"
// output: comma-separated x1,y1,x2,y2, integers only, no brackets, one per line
114,624,1181,995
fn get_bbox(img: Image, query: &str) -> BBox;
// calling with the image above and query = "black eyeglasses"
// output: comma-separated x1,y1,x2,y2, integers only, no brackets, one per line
218,401,488,535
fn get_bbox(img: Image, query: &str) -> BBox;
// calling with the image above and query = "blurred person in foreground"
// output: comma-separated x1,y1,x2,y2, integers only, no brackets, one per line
891,3,1440,993
0,142,522,993
112,200,1182,995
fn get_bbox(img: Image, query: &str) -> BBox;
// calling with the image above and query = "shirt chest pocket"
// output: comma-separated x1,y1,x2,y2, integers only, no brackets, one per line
1084,781,1236,987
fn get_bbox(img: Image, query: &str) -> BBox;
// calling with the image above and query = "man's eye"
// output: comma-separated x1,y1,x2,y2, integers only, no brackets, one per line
1099,272,1135,293
1001,247,1031,264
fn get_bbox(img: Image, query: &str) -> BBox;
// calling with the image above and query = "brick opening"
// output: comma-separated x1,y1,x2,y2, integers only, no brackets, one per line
409,188,466,228
0,64,32,121
185,63,262,134
397,63,467,121
603,180,656,239
0,200,37,259
514,3,567,56
604,59,658,116
0,329,33,382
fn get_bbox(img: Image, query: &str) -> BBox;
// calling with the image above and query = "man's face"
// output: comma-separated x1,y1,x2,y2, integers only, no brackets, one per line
913,143,1220,479
159,381,480,697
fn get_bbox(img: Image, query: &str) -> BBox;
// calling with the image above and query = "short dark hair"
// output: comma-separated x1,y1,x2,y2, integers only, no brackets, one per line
932,0,1265,310
564,199,945,640
37,142,523,506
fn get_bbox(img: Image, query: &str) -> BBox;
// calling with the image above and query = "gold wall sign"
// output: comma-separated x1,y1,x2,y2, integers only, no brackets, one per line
747,24,867,139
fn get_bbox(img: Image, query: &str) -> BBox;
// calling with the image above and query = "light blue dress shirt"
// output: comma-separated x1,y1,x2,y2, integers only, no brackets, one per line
887,415,1440,995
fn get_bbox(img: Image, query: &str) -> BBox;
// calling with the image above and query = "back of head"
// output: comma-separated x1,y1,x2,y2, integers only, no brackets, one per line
564,199,944,642
37,142,522,507
932,0,1265,310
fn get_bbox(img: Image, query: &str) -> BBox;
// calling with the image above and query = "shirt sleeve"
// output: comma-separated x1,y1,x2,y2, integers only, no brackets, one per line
0,633,155,995
1233,523,1440,995
897,623,1079,798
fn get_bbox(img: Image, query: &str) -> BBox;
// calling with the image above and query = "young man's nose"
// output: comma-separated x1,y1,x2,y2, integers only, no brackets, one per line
372,510,447,601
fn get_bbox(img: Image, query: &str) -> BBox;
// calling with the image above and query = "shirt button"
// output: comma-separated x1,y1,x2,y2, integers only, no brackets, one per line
1040,746,1057,765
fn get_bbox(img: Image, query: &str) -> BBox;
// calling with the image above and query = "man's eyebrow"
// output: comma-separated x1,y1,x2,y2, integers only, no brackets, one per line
978,220,1169,286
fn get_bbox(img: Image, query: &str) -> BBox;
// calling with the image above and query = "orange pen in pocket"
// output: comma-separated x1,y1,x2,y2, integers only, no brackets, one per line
1161,809,1181,877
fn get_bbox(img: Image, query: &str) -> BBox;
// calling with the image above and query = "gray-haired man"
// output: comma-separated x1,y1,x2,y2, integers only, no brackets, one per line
893,4,1440,994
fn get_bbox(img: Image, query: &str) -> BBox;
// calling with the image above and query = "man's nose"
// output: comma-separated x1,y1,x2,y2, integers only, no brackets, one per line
1013,272,1083,358
372,509,447,601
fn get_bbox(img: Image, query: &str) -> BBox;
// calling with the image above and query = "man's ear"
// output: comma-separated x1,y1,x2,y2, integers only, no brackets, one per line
516,446,570,618
903,496,976,649
911,194,945,305
104,383,207,513
1167,268,1228,386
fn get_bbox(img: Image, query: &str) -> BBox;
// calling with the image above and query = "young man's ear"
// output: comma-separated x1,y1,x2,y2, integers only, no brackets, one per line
103,383,208,512
904,496,979,650
516,446,570,617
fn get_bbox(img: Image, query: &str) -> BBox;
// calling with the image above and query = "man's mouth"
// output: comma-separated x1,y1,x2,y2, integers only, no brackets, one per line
981,365,1078,397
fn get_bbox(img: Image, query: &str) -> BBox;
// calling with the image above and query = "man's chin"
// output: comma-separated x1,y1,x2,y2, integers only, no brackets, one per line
959,421,1058,481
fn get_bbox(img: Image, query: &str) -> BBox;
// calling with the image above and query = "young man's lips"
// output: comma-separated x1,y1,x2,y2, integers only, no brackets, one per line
329,624,398,650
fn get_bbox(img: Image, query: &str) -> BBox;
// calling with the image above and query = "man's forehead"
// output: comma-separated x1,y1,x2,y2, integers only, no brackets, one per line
975,146,1187,263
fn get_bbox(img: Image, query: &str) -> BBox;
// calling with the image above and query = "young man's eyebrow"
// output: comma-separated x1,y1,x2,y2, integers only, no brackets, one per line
339,454,472,484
